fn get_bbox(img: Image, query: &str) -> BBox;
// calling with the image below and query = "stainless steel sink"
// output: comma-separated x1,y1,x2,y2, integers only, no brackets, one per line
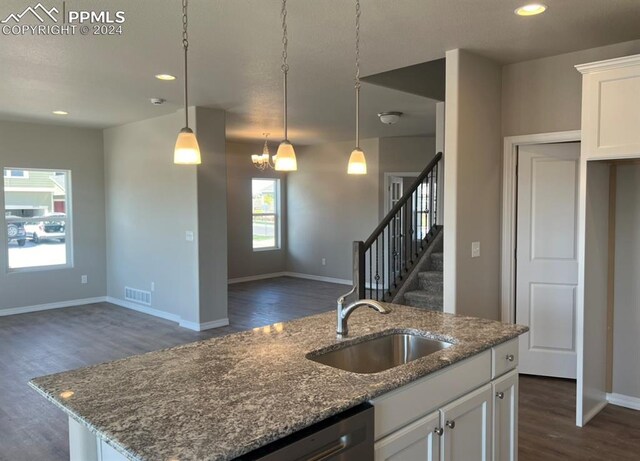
307,332,452,374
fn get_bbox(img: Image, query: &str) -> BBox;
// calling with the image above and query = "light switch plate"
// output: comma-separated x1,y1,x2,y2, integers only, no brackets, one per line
471,241,480,258
185,231,194,242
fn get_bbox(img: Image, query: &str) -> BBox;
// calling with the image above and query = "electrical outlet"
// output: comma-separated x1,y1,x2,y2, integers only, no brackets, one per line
81,275,88,284
185,231,194,242
471,241,480,258
151,282,155,292
322,258,326,266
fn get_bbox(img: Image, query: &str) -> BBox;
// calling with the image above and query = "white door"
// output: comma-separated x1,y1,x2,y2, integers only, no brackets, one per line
516,142,580,379
492,370,518,461
375,411,441,461
440,384,492,461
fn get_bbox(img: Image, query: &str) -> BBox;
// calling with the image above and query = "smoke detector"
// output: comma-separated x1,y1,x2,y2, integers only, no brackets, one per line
378,111,403,125
150,98,166,105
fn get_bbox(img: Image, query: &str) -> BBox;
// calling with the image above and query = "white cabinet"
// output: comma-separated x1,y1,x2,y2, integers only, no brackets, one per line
375,411,441,461
492,370,518,461
440,384,492,461
372,344,520,461
577,54,640,160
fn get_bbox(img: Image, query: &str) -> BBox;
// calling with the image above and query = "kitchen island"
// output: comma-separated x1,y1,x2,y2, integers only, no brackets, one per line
30,304,527,461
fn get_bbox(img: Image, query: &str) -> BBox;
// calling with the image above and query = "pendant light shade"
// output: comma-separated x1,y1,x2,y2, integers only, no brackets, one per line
348,0,366,175
174,0,201,165
275,0,297,172
275,140,297,171
174,127,202,164
347,148,367,175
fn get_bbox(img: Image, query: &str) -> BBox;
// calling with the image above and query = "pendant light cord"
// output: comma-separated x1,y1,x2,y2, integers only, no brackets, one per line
281,0,289,141
182,0,190,128
355,0,361,149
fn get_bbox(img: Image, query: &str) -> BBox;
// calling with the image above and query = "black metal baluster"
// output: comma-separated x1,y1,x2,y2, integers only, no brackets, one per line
381,227,385,301
374,237,378,300
433,162,438,228
368,247,372,299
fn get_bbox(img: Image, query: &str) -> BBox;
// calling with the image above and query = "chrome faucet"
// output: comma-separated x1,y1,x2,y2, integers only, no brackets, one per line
336,287,391,337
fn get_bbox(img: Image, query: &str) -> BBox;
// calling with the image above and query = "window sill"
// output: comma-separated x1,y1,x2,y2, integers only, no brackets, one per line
7,263,73,274
252,247,281,253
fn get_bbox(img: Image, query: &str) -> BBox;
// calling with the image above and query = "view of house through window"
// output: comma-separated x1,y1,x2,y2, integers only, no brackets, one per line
252,178,279,250
4,168,71,270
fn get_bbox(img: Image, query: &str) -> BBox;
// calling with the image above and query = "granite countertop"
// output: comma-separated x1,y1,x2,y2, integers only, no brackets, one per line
30,304,527,461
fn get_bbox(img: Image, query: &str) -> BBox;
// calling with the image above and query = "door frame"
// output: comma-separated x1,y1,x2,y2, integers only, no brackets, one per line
500,130,581,324
383,172,420,215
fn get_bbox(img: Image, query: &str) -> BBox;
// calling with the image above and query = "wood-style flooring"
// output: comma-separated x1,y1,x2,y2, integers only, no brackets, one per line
519,374,640,461
1,276,638,460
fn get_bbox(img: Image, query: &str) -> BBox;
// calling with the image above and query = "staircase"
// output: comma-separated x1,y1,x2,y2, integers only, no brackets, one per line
352,152,444,306
401,244,444,311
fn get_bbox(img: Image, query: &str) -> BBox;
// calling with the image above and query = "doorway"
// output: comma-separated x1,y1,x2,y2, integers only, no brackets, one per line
501,131,581,380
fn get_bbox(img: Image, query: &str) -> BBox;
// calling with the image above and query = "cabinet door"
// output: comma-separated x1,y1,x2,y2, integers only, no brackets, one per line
579,60,640,160
374,410,441,461
492,370,518,461
440,383,492,461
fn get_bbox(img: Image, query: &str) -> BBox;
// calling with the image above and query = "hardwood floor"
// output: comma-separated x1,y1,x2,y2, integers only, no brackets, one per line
519,375,640,461
1,277,638,460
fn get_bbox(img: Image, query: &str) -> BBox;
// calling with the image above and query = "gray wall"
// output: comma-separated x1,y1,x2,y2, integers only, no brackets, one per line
502,39,640,137
0,121,106,311
195,107,228,323
287,138,380,281
378,136,436,220
226,141,287,279
104,110,200,322
444,49,503,320
613,164,640,399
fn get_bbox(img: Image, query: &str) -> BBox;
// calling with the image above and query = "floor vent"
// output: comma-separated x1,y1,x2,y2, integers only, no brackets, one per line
124,287,151,306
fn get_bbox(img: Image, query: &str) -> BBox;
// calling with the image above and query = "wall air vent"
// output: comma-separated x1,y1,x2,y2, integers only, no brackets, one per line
124,286,152,306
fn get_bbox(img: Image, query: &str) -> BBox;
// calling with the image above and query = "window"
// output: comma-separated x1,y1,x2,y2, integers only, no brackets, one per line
4,168,72,271
252,178,280,250
3,169,29,178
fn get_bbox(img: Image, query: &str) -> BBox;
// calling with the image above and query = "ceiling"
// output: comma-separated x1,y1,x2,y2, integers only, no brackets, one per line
1,0,639,145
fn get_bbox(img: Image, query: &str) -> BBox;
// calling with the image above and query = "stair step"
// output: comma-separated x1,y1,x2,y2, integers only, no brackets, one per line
403,290,443,311
430,252,443,271
418,271,443,293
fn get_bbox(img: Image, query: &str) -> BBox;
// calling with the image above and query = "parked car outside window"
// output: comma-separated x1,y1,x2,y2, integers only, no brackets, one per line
6,216,26,247
24,213,66,243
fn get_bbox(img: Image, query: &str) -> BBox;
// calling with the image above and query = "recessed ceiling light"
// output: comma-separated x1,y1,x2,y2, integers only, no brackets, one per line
155,74,176,81
515,4,547,16
52,110,68,115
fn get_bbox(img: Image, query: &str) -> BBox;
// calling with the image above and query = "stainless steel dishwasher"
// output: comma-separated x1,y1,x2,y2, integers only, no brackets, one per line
236,403,374,461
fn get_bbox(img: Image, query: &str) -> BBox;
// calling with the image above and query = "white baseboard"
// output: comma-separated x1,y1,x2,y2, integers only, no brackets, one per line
106,296,181,323
0,297,107,316
228,271,351,286
284,272,352,286
607,393,640,411
228,272,287,284
179,318,230,331
106,296,229,332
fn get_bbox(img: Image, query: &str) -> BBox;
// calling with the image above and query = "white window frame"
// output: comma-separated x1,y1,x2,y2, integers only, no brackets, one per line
252,178,281,252
3,169,29,179
3,168,74,273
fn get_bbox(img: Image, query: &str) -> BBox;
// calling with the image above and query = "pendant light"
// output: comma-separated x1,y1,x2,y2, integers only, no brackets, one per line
174,0,201,165
275,0,297,171
347,0,367,175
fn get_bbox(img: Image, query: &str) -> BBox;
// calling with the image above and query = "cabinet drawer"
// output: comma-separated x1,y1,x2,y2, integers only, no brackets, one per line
491,339,518,379
371,350,491,440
